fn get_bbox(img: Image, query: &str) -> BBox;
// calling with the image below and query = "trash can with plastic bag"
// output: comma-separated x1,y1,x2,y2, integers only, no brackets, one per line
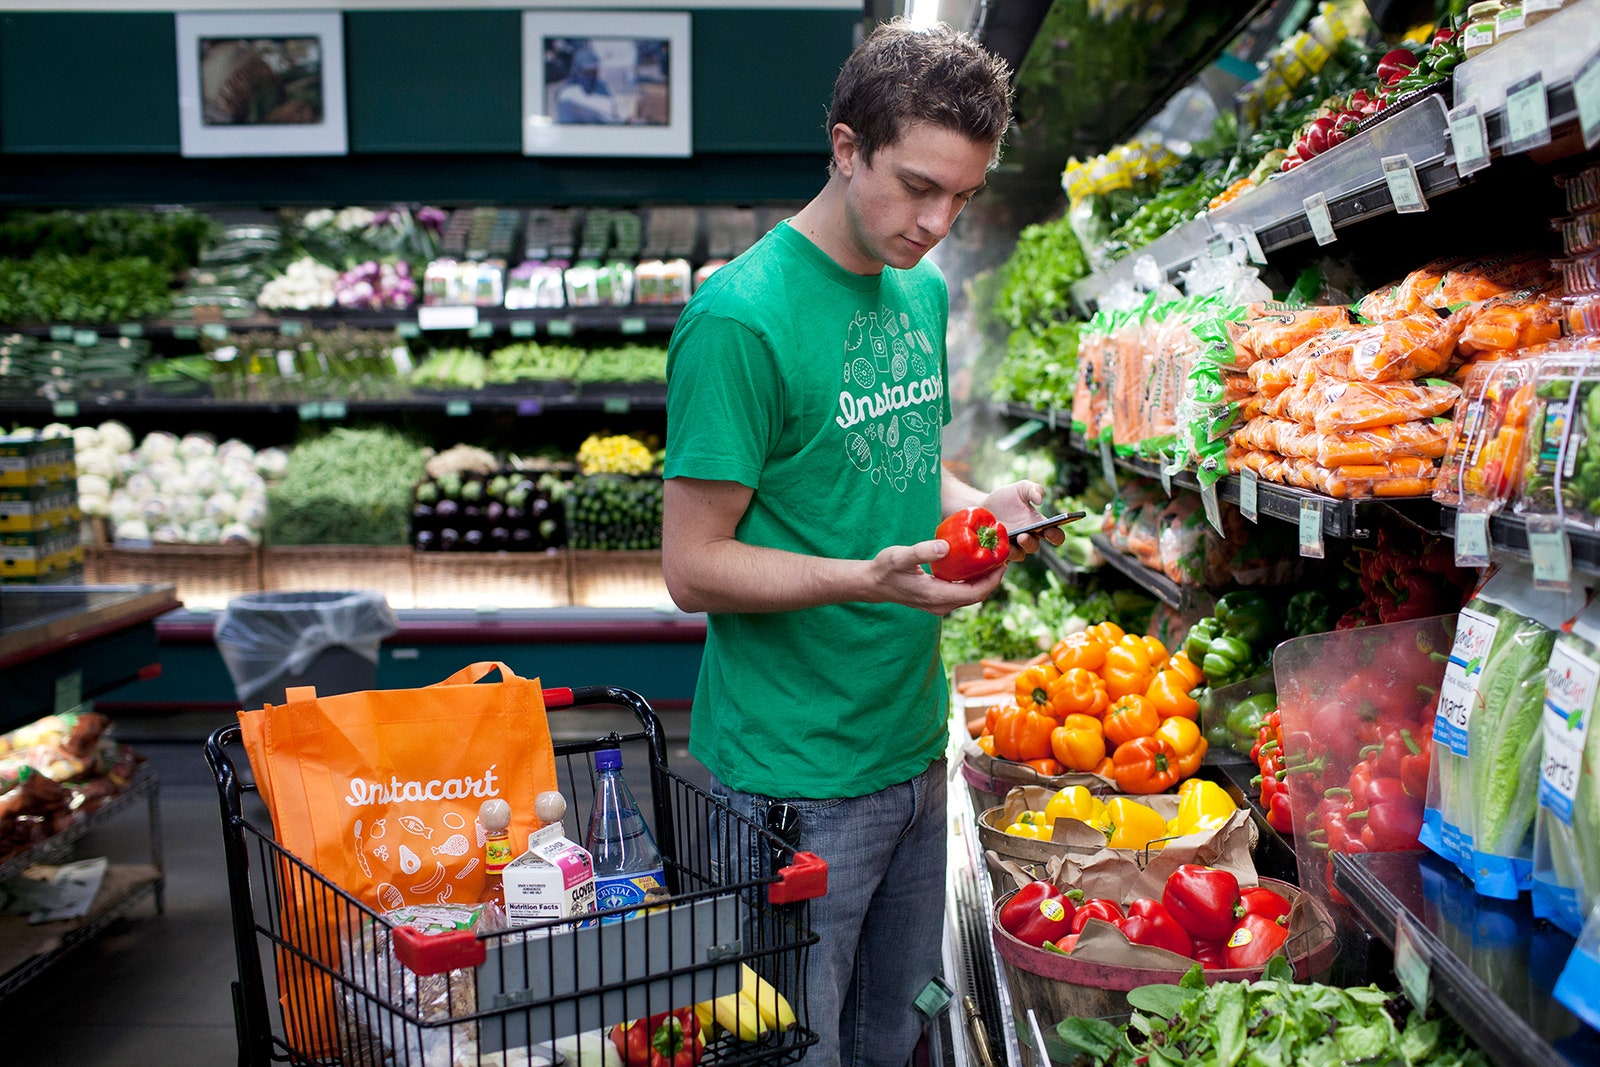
215,590,399,708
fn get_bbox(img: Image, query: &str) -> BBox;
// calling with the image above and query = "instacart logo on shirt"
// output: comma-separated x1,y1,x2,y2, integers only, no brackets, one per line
835,305,942,493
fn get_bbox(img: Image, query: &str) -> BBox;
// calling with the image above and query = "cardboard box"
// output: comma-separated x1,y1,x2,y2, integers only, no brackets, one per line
503,824,596,924
0,436,75,488
0,482,79,532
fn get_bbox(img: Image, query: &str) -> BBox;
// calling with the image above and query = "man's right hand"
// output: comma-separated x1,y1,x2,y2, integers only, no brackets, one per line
869,538,1006,616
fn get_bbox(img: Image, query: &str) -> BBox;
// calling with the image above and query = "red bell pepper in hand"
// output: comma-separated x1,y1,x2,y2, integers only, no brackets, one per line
930,507,1008,582
611,1008,705,1067
1236,886,1291,924
998,881,1079,948
1069,897,1125,934
1122,898,1194,957
1224,913,1290,968
1162,864,1241,942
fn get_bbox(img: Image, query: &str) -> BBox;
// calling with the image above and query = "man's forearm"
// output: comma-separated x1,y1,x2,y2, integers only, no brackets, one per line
663,538,874,614
941,464,990,515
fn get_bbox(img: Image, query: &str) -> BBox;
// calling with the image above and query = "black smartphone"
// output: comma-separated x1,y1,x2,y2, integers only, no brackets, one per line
1007,511,1085,544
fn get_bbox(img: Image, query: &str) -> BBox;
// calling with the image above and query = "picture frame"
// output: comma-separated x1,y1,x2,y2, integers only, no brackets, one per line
174,11,348,158
521,11,692,158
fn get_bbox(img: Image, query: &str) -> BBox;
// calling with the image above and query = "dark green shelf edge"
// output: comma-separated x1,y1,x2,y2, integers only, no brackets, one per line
2,306,683,340
0,389,667,419
1332,850,1600,1067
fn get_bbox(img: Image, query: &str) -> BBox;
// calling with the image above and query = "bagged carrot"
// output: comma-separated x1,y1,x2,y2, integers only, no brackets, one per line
1225,302,1351,367
1293,376,1462,434
1455,291,1563,359
1426,252,1555,309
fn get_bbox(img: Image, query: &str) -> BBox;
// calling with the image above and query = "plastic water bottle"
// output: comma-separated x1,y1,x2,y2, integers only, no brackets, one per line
583,748,667,918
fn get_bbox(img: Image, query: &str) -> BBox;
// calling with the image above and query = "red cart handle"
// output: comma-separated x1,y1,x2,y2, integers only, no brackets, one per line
392,925,487,976
770,851,828,904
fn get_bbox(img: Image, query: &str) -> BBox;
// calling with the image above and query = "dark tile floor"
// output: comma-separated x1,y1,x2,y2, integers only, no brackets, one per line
2,706,704,1066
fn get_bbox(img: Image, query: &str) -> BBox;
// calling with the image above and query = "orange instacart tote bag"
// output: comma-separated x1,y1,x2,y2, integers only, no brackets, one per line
237,661,560,1056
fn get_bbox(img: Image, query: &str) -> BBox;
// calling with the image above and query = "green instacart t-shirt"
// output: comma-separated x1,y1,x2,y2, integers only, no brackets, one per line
664,221,953,799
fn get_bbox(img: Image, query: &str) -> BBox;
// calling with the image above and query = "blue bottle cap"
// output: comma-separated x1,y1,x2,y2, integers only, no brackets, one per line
595,748,623,771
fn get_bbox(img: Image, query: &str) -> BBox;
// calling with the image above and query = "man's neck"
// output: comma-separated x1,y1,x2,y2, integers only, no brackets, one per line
789,178,880,277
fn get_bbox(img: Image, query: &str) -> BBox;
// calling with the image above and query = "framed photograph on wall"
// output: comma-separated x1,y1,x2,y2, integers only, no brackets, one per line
175,11,348,157
522,11,692,158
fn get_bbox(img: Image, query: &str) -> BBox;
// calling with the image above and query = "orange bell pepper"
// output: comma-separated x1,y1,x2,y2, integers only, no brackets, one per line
992,703,1056,763
1025,757,1063,777
1049,667,1107,717
1085,621,1125,645
1103,634,1158,699
1103,693,1159,747
1166,651,1204,690
1141,635,1168,662
1111,735,1181,794
1154,716,1207,778
1050,633,1107,673
1015,662,1064,717
1050,713,1107,772
1092,756,1115,778
1145,669,1200,721
977,734,995,756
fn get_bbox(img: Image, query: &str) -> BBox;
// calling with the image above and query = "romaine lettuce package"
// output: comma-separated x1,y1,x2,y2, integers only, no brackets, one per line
1554,901,1600,1031
1422,562,1589,896
1532,597,1600,935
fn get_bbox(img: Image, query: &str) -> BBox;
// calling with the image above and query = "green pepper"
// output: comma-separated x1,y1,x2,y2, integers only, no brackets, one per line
1284,589,1332,637
1214,591,1277,647
1225,692,1278,750
1201,635,1255,688
1183,617,1223,665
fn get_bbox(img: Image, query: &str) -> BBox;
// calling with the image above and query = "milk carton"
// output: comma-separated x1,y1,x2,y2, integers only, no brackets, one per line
503,823,596,924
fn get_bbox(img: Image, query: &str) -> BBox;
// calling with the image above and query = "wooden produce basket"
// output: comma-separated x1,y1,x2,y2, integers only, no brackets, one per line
413,549,571,609
567,548,671,608
260,545,417,609
90,543,262,610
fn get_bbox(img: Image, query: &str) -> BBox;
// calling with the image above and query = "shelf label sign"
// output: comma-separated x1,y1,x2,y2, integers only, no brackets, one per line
173,324,199,340
396,322,422,339
54,670,82,716
118,323,145,339
1448,102,1492,177
1393,916,1432,1012
1576,47,1600,150
1240,468,1259,523
603,396,630,414
510,318,537,338
1438,606,1501,756
49,324,73,342
1505,73,1551,155
1099,438,1119,492
51,400,79,419
201,323,230,341
468,322,495,339
446,400,472,417
1528,520,1573,590
1201,482,1224,536
1297,500,1324,558
1207,233,1228,259
1540,642,1599,824
548,318,576,338
516,399,543,417
996,419,1044,452
418,305,479,331
73,330,99,347
1303,192,1336,246
321,400,347,421
1454,511,1491,568
1381,153,1427,213
1242,228,1267,265
297,401,321,421
1157,451,1173,497
278,318,305,337
620,316,648,335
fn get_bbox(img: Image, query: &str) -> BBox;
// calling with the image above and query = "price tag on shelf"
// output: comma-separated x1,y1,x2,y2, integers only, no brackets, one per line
1576,47,1600,150
1099,438,1119,492
1298,500,1325,559
395,322,421,340
445,400,472,417
620,316,648,335
996,419,1044,452
1528,520,1573,589
49,324,73,341
516,398,544,417
1539,642,1599,824
1242,228,1267,265
277,319,305,337
1046,408,1059,432
1157,451,1173,497
73,330,99,347
467,322,495,339
1303,192,1336,246
1454,511,1491,567
320,400,347,421
297,401,321,422
1240,468,1259,522
1382,153,1427,213
510,318,537,338
1448,102,1491,176
1505,73,1551,155
201,323,230,341
1393,916,1432,1012
117,323,144,339
603,396,631,414
1201,482,1224,536
548,318,576,337
53,670,82,716
51,400,78,419
172,324,198,340
1207,233,1228,259
418,304,479,331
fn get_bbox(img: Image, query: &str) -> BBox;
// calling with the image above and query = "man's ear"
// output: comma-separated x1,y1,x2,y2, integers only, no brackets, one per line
831,123,860,177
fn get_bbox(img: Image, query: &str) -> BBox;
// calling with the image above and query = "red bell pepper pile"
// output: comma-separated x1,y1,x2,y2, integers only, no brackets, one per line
1249,709,1294,835
1335,527,1473,629
996,866,1295,970
611,1008,705,1067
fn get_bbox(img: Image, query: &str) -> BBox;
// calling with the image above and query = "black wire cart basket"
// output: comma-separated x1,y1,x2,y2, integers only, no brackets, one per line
206,684,828,1067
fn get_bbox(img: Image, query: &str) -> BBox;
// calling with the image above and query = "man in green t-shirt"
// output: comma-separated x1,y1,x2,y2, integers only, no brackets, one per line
663,19,1056,1064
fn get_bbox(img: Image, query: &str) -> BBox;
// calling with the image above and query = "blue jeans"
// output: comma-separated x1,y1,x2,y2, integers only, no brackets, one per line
709,758,947,1067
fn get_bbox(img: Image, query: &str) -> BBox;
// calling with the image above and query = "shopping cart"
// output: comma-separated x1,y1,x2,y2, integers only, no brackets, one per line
206,683,828,1067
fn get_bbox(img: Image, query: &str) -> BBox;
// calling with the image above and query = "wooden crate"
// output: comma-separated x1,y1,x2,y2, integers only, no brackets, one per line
260,545,417,609
413,550,570,609
567,549,671,608
90,543,262,610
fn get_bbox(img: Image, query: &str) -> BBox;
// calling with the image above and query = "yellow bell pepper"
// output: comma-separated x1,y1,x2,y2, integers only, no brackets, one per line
1050,713,1107,773
1103,635,1158,699
1105,796,1170,851
1003,820,1047,840
1043,784,1109,830
1154,716,1207,778
1169,778,1237,836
